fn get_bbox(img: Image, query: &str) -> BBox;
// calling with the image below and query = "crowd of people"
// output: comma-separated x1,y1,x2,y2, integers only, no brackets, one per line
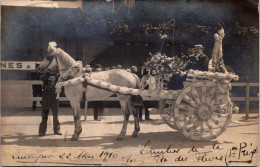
86,44,209,121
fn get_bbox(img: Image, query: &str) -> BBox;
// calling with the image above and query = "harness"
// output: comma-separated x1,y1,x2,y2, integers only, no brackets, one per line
45,53,68,72
82,72,90,102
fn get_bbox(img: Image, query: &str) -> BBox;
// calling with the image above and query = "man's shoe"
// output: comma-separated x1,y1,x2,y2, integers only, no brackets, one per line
139,118,144,121
54,132,62,135
145,118,153,121
94,118,101,121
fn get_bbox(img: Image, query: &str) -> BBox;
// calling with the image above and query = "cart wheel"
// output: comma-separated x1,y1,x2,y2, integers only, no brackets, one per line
160,99,179,130
174,81,232,141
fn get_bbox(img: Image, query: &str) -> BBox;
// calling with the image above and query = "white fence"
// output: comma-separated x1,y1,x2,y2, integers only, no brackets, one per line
1,80,259,119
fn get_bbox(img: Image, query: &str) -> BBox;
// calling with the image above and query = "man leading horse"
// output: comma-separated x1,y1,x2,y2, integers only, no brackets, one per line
38,42,142,141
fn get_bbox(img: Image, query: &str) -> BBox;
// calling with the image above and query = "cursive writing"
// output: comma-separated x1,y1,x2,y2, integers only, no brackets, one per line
238,142,257,159
99,151,118,161
140,140,180,155
75,150,95,160
12,152,54,162
195,152,224,162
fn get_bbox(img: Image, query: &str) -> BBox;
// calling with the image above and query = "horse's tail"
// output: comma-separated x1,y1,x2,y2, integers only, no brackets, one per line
131,73,143,106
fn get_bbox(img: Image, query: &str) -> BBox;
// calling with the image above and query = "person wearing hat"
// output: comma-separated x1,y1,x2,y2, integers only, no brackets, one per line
92,64,103,121
131,66,152,121
85,64,92,73
131,66,143,120
94,64,103,72
188,44,209,71
126,68,131,72
105,67,111,71
39,71,62,136
111,66,116,69
131,66,139,75
29,64,43,111
117,64,123,69
168,45,209,90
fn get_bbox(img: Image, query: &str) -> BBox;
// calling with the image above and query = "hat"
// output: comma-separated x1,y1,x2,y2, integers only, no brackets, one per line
194,44,204,49
105,67,111,70
85,64,92,72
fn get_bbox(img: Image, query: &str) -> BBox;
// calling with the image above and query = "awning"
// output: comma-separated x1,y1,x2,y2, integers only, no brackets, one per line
1,0,83,9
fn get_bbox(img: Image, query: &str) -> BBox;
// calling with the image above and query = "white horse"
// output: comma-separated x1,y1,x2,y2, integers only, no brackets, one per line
38,42,141,141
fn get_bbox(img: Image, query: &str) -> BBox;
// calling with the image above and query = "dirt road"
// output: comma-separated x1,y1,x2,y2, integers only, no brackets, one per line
1,107,259,166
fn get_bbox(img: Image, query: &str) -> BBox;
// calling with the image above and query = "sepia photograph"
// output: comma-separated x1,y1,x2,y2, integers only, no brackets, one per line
1,0,259,166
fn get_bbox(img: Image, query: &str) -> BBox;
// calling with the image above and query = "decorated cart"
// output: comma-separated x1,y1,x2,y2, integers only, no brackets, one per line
58,28,239,141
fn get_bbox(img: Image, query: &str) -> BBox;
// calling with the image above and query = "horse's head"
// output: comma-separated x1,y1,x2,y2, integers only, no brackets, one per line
62,61,84,80
37,42,58,73
37,54,58,73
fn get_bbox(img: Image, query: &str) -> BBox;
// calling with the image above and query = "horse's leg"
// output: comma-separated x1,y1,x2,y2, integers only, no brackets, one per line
129,98,140,138
116,95,130,141
71,101,82,141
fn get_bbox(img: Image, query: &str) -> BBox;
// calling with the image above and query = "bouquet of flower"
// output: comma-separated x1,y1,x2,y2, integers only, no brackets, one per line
143,52,191,85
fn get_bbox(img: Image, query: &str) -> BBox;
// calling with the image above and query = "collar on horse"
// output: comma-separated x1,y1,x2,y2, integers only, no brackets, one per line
54,56,68,72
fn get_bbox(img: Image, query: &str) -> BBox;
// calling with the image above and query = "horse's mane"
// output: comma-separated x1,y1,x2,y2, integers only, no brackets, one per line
54,48,77,69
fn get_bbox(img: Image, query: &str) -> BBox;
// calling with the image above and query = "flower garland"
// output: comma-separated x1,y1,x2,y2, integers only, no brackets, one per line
142,52,191,84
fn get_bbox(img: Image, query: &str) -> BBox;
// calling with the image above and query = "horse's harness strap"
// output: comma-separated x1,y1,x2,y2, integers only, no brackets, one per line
82,73,90,102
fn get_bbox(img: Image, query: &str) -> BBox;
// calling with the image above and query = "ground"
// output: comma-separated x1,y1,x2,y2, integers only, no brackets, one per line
1,107,259,166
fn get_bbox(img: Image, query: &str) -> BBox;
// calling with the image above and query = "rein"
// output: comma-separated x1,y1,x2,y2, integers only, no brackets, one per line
45,56,68,73
82,73,88,102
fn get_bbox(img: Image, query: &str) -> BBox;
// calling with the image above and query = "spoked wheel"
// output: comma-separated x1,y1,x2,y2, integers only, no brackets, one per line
159,99,178,130
174,81,232,141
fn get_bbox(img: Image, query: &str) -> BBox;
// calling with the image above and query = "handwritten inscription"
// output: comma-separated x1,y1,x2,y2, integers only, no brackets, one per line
140,140,180,155
11,140,258,166
76,150,95,160
12,152,54,162
195,152,224,162
99,151,118,161
225,142,258,166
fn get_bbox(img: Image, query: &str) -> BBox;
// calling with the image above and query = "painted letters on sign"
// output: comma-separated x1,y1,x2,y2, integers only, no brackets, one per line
0,61,42,70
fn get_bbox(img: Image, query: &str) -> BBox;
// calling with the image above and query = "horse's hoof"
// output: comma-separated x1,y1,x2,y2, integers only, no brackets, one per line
131,133,138,138
70,136,79,141
115,136,123,141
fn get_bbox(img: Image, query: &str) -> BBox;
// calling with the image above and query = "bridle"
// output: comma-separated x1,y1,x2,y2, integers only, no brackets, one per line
44,56,56,72
44,55,68,73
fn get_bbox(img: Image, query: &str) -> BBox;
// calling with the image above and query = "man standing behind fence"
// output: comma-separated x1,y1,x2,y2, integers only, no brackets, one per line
28,64,43,111
39,72,62,136
92,64,103,121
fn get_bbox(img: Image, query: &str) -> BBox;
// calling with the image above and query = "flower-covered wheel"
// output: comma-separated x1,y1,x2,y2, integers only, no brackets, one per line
174,81,232,141
159,99,178,130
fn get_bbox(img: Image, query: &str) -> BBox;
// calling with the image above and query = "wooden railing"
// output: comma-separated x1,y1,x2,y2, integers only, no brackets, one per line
1,80,259,119
230,82,259,119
